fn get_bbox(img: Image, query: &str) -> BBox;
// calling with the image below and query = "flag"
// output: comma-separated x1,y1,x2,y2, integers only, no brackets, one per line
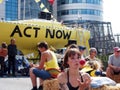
40,3,44,9
43,8,49,12
48,0,54,5
35,0,41,3
0,0,3,3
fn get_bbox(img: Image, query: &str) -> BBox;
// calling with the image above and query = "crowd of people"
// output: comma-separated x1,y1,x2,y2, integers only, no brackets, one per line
0,39,120,90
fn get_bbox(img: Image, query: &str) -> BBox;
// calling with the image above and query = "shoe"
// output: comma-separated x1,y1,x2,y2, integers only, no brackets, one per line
38,86,43,90
31,87,37,90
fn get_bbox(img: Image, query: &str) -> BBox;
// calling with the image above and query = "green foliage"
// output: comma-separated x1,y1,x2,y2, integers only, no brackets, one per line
97,55,109,71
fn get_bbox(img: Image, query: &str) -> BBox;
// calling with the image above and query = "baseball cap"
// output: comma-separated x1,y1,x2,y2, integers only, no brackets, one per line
113,47,120,52
79,46,86,50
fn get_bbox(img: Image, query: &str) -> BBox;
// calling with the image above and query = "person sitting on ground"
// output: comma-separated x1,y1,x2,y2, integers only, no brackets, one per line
29,41,60,90
84,47,105,76
85,47,103,71
106,47,120,79
57,48,91,90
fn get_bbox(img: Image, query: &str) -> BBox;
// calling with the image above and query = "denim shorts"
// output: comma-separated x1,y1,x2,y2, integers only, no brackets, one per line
33,68,51,80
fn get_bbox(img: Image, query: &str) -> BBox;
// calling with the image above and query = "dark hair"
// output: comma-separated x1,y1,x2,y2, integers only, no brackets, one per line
11,38,15,42
37,41,48,49
67,44,78,49
63,48,81,68
1,42,7,48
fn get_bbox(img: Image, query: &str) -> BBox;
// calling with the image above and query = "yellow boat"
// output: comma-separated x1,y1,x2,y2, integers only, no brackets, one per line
0,19,90,59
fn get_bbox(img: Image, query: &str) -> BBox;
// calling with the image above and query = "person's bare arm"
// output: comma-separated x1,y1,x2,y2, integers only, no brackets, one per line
108,63,117,70
38,52,48,69
57,72,69,90
30,52,48,69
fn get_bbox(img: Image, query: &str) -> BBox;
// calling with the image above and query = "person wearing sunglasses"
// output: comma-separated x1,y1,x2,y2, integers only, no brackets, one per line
106,47,120,79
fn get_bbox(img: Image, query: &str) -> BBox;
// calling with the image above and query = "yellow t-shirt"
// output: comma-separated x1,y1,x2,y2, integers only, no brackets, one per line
45,50,59,70
44,50,60,78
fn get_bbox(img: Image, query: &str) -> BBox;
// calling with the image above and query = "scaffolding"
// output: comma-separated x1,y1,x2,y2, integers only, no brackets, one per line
84,21,116,55
114,34,120,47
65,21,116,55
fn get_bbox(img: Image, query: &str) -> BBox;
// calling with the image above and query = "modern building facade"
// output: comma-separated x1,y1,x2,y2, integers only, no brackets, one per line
0,0,50,21
55,0,116,55
0,0,116,54
0,1,6,20
6,0,18,21
56,0,103,24
0,0,19,21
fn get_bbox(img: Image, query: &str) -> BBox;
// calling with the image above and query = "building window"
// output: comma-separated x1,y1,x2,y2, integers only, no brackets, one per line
58,9,102,16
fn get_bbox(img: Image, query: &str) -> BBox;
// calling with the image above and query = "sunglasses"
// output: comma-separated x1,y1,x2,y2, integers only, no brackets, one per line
116,51,120,53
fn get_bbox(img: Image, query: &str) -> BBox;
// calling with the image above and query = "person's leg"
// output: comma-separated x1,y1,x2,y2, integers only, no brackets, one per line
8,56,12,75
106,67,114,79
32,68,51,90
33,69,51,79
1,57,5,76
39,78,43,86
12,56,16,76
38,79,43,90
0,57,3,76
30,67,37,90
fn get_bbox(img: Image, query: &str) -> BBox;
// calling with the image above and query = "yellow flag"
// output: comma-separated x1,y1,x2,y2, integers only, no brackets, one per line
40,3,44,9
0,0,3,3
43,8,49,12
35,0,41,3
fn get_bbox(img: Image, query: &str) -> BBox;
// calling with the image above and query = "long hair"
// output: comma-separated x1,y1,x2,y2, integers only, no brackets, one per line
63,48,81,68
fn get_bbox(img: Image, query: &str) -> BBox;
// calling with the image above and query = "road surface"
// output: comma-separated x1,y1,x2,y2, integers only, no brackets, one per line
0,76,33,90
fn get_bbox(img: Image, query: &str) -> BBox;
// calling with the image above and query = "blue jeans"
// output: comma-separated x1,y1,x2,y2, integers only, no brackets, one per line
33,68,51,80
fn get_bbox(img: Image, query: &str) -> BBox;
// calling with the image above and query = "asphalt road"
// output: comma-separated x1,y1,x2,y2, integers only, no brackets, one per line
0,76,32,90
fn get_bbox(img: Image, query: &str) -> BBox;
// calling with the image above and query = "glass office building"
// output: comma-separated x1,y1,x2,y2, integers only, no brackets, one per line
19,0,40,20
57,0,103,24
0,0,50,21
5,0,18,21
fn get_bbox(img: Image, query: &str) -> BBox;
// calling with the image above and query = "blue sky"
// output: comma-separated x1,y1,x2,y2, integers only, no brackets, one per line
103,0,120,35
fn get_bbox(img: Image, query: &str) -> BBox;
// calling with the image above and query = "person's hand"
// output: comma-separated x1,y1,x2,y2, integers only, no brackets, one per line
113,66,118,70
77,78,91,90
30,63,34,67
116,67,120,71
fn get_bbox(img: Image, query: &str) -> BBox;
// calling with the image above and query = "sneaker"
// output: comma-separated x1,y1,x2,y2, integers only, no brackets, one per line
38,86,43,90
31,87,37,90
